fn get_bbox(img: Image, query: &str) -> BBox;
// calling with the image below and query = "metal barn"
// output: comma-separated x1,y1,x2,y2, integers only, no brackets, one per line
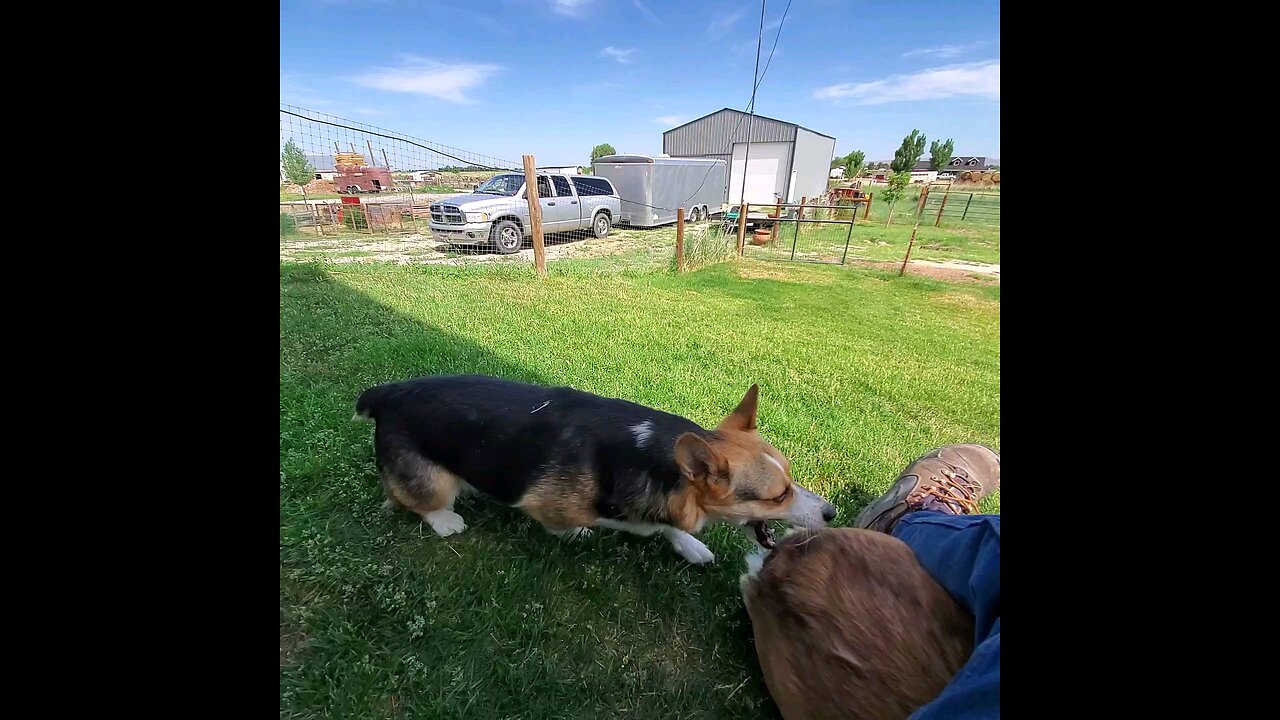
662,108,837,205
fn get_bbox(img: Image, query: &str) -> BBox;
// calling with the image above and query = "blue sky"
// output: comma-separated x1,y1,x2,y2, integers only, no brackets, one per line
281,0,999,167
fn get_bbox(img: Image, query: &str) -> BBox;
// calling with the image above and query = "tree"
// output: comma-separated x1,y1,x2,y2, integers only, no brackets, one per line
842,150,866,182
879,172,912,227
889,129,927,175
885,130,927,225
281,138,316,204
929,138,955,172
590,143,617,165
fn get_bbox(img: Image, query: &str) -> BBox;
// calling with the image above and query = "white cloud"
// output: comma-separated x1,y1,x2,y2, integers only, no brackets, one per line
814,60,999,105
654,115,684,125
348,58,501,104
709,9,747,40
903,42,988,58
601,46,637,64
633,0,658,22
281,73,335,108
551,0,591,16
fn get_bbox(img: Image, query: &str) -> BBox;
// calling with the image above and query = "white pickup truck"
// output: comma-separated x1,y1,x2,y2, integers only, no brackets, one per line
429,173,622,254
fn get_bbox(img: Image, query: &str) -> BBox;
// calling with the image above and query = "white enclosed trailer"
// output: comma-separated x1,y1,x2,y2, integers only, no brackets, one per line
592,154,727,228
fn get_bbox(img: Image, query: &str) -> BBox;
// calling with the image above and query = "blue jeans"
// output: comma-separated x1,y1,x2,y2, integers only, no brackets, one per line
892,512,1001,719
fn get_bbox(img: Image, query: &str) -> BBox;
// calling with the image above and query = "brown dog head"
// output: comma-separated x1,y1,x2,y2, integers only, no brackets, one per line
672,385,836,546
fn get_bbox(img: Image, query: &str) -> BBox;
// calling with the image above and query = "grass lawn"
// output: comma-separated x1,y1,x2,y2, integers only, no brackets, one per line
751,216,999,266
282,193,344,202
278,213,999,271
281,258,999,718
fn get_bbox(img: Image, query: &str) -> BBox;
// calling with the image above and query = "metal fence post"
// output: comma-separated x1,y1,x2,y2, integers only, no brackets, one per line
934,193,950,227
899,222,920,276
841,210,855,265
790,212,800,261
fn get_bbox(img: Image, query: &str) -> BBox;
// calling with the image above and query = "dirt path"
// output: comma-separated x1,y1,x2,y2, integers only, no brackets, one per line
855,259,1000,283
279,228,663,266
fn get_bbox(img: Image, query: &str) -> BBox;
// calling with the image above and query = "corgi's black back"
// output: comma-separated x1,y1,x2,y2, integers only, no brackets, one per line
356,374,705,513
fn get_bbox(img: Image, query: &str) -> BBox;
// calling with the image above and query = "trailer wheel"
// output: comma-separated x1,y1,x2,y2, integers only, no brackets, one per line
593,212,611,239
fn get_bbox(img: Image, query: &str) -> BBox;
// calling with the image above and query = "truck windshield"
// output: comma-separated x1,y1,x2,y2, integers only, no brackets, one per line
474,174,524,195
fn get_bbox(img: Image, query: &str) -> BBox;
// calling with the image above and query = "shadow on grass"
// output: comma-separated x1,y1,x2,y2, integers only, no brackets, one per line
280,264,775,718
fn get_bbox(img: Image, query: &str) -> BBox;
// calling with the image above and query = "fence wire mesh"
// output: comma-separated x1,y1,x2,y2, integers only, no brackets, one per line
279,105,998,272
279,105,735,269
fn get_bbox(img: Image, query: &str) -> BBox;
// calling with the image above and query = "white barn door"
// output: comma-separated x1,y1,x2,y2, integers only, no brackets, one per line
730,142,789,204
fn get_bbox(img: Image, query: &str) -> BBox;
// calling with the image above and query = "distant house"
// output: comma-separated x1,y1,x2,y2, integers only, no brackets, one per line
829,167,845,179
304,155,339,181
404,170,443,183
913,156,990,183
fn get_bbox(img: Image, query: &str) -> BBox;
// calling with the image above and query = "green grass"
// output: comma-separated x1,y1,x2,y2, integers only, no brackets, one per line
280,260,1000,718
413,184,469,193
282,193,343,202
761,217,999,265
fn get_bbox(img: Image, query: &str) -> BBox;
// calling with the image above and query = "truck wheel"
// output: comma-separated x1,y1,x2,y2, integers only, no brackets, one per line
492,220,523,254
593,213,611,239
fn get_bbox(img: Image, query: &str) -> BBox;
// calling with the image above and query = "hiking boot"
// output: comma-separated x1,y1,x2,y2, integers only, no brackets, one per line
853,444,1000,533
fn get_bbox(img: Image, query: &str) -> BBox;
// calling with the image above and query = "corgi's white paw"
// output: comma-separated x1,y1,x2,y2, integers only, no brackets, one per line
553,527,594,541
665,528,715,565
424,509,467,537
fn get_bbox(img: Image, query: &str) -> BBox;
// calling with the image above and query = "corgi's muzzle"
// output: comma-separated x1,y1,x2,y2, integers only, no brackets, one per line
748,484,837,548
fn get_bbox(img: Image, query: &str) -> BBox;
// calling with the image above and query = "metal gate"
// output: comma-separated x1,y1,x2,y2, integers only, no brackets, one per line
738,200,866,264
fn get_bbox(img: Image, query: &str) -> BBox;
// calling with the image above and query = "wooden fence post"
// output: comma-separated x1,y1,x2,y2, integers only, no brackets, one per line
771,199,781,243
310,203,322,237
899,222,921,276
521,154,547,277
934,192,950,227
916,184,930,217
676,207,685,272
863,193,874,220
736,201,748,257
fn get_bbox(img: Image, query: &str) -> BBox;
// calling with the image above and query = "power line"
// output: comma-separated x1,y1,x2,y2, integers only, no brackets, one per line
281,0,798,221
735,0,768,206
280,108,520,172
755,0,793,94
673,0,792,211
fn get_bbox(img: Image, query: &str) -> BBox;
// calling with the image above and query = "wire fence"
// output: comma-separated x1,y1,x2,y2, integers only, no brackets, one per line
279,105,748,270
917,183,1001,226
279,106,999,272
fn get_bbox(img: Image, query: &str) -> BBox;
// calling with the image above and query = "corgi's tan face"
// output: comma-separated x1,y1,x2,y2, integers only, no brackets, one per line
674,385,836,546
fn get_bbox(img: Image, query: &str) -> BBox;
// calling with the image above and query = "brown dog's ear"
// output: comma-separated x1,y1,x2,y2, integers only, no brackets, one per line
675,432,728,489
718,384,759,431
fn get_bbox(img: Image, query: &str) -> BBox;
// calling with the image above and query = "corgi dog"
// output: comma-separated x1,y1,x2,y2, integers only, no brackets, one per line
355,374,836,564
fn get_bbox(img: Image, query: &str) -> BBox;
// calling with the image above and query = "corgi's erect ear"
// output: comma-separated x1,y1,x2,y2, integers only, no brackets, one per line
718,384,759,431
675,432,729,488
